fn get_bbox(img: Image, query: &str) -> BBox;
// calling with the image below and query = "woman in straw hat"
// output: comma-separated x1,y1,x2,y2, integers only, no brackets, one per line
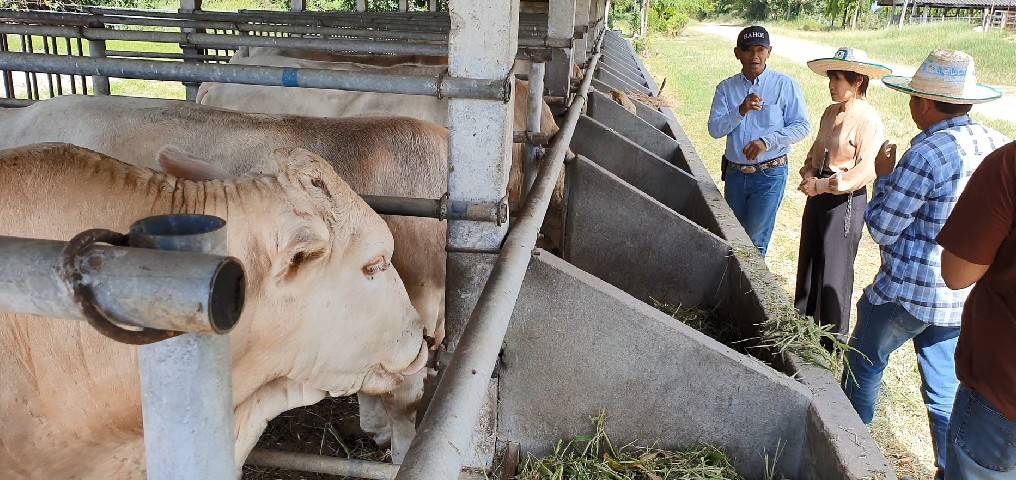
794,47,890,346
842,49,1009,480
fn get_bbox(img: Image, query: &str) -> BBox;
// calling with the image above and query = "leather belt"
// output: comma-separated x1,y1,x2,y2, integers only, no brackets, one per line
727,155,788,174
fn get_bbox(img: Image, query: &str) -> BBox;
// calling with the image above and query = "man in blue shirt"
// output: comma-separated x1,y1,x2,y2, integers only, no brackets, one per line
708,26,810,257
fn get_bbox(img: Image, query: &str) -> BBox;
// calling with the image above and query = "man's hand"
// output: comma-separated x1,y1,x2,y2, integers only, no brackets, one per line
739,93,764,117
743,139,768,161
875,142,897,178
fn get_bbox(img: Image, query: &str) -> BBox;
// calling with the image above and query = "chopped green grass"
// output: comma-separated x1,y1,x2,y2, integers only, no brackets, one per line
518,413,743,480
651,299,737,344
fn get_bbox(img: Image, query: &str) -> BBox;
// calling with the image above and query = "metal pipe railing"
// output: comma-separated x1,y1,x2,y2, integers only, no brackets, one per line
6,8,557,41
0,232,243,334
392,30,605,480
0,23,449,57
363,195,507,224
0,51,510,101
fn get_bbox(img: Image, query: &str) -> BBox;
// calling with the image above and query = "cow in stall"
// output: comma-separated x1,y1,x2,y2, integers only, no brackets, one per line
193,49,568,462
0,142,426,479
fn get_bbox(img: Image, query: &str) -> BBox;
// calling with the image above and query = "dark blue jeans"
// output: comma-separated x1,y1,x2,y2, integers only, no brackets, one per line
947,385,1016,479
842,295,960,480
723,163,788,257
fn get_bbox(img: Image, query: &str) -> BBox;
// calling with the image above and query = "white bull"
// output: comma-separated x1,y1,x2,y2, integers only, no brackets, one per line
0,142,426,479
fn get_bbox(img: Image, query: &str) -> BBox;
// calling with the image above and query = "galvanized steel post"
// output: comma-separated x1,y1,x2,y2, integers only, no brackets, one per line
179,0,202,101
85,22,110,95
546,0,576,97
523,61,545,199
133,214,236,480
356,0,367,12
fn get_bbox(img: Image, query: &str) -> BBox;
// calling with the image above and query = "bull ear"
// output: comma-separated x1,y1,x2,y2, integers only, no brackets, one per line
158,146,231,180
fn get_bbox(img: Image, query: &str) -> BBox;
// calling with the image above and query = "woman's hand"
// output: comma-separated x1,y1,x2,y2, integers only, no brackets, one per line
799,177,820,196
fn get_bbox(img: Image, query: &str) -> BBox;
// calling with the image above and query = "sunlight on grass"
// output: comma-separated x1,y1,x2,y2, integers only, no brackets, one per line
767,22,1016,86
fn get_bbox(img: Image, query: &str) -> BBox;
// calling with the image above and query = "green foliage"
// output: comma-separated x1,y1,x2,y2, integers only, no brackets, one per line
609,0,640,35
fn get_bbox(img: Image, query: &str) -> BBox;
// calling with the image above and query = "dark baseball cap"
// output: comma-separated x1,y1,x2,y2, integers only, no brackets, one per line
737,25,770,50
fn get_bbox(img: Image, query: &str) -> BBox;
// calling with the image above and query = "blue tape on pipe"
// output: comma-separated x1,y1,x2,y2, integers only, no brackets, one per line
281,68,300,87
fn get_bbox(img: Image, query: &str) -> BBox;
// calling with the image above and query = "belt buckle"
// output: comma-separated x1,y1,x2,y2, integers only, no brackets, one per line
743,165,757,174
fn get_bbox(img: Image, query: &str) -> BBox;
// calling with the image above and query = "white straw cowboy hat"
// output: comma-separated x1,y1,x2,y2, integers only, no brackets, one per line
808,47,892,80
883,49,1002,104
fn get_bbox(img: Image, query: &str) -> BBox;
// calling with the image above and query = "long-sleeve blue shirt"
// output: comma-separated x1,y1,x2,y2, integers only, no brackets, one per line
707,68,810,165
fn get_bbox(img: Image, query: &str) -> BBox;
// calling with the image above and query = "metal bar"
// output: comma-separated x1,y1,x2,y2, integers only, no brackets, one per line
512,131,552,146
76,36,87,94
84,24,110,95
0,11,567,47
363,195,507,224
41,34,56,98
133,214,236,480
0,234,244,333
523,61,545,199
0,34,13,99
0,52,509,100
50,35,63,96
246,450,488,480
394,26,605,480
76,7,550,32
105,50,231,62
0,23,450,57
0,10,452,43
179,0,203,102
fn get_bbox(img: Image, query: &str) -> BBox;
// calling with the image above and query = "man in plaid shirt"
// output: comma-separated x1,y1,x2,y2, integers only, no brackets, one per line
840,49,1010,479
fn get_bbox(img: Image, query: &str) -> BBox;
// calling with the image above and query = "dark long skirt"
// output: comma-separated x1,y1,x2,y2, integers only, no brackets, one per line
794,187,867,341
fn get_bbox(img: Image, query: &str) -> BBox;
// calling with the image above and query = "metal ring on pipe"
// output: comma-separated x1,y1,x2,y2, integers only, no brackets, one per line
60,228,182,345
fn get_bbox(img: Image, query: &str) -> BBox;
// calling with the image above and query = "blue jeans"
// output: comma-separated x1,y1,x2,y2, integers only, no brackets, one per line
947,385,1016,479
842,295,960,480
723,162,788,257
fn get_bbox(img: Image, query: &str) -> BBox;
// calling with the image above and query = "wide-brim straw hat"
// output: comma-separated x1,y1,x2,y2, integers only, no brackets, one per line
883,49,1002,104
808,47,892,80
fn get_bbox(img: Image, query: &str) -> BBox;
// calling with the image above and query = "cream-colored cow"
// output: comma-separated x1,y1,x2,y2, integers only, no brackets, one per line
0,143,426,479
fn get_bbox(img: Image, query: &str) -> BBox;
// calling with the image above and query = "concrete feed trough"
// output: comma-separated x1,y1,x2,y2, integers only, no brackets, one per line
490,29,895,480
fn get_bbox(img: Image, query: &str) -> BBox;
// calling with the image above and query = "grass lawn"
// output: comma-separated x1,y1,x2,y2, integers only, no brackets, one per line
643,30,1015,479
766,22,1016,86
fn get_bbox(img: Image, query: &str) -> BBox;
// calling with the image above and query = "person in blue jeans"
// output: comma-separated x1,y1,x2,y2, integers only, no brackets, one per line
841,50,1010,480
707,25,809,257
938,141,1016,479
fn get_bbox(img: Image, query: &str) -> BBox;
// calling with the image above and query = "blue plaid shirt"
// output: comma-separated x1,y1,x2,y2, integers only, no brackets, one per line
865,116,1011,326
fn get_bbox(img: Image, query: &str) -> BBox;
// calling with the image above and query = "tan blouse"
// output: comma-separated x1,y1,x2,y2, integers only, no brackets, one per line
800,98,886,194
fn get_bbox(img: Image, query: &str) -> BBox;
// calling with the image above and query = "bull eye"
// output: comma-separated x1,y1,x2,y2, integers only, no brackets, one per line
362,255,389,278
286,249,324,279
